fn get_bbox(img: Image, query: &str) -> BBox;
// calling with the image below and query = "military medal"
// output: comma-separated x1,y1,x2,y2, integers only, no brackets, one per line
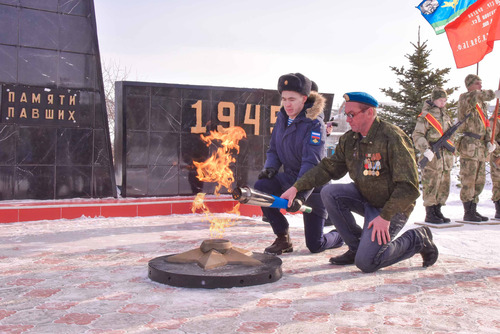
363,153,382,176
374,160,381,176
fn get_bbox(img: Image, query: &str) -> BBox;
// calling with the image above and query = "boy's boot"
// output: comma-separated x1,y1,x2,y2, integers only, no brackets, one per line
264,232,293,255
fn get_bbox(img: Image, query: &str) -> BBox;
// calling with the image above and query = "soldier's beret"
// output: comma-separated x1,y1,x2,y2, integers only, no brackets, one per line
343,92,378,107
431,87,447,101
465,74,481,87
278,73,312,96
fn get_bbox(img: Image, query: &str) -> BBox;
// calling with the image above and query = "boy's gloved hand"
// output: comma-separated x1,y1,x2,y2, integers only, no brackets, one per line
258,168,278,179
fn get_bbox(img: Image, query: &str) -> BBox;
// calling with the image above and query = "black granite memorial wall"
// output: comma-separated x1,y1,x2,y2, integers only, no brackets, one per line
115,81,333,197
0,0,116,200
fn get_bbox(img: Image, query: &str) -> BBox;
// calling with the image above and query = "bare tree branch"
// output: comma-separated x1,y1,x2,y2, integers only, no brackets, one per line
102,58,131,150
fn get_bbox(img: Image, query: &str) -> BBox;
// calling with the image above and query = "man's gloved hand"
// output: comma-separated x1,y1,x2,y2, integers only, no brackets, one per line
495,89,500,99
423,148,434,162
488,142,496,153
258,167,277,179
286,197,305,212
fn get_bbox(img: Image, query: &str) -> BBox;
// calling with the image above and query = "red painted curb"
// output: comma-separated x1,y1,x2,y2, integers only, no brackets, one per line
0,196,264,223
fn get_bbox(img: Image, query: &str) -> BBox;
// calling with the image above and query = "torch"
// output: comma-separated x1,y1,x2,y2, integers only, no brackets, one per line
231,186,312,213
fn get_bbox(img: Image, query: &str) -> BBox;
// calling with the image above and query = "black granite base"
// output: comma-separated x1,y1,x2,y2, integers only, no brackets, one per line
148,253,283,289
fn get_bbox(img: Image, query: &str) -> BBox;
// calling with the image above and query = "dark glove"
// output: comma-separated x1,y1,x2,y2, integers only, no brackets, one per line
258,167,277,180
286,197,305,212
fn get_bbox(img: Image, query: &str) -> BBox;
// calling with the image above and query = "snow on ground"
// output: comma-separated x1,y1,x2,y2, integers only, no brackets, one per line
2,161,498,266
0,163,498,333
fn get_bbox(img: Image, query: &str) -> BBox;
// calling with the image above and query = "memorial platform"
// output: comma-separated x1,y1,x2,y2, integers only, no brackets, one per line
0,214,499,333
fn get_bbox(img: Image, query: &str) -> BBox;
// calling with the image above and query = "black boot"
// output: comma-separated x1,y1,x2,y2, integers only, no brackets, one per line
495,200,500,219
415,226,439,267
471,202,488,221
329,249,356,265
463,201,481,222
425,206,444,224
434,205,451,223
264,232,293,255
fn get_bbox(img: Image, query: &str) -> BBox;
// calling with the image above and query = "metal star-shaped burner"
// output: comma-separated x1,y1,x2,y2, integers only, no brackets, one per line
148,238,283,288
166,239,262,270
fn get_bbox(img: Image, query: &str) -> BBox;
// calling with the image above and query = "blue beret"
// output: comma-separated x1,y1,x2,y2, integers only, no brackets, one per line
343,92,378,107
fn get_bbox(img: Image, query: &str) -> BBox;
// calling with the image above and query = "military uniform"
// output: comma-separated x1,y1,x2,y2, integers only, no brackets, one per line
412,97,454,223
490,116,500,218
295,117,420,219
255,73,343,255
456,76,496,220
293,91,433,273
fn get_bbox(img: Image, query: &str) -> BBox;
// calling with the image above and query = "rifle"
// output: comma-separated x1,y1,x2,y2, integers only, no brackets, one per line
419,112,472,169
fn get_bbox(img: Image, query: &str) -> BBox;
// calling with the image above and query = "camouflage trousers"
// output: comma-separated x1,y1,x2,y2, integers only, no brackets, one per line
459,158,485,203
490,154,500,201
421,163,451,206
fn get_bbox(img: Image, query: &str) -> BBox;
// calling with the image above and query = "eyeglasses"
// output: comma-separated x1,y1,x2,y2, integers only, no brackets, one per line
345,110,363,119
345,108,370,119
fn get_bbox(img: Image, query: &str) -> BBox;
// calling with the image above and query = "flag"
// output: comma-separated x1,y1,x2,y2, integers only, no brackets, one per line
417,0,478,34
445,0,500,68
487,1,500,46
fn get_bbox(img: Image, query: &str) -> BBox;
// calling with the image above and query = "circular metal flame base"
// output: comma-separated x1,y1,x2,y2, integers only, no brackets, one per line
148,252,283,289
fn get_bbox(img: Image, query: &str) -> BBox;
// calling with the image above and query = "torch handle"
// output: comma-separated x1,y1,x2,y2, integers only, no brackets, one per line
298,205,313,214
231,186,312,213
270,195,312,213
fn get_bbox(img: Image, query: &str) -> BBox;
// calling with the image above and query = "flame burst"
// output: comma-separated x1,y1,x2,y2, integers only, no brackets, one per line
191,126,246,238
193,126,247,196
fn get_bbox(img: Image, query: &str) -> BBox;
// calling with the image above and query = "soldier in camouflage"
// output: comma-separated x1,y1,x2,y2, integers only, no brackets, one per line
412,87,454,224
281,92,439,273
489,91,500,219
456,74,499,221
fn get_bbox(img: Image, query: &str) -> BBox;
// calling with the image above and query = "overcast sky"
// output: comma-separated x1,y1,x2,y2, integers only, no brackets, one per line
94,0,500,106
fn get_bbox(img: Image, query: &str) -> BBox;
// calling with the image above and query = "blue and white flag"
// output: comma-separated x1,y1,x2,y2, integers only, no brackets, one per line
417,0,478,34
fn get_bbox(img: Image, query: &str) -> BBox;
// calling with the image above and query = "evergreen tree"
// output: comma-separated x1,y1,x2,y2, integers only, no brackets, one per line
379,27,459,135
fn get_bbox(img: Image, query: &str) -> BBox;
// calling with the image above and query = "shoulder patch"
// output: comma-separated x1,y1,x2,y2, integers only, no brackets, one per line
310,131,321,145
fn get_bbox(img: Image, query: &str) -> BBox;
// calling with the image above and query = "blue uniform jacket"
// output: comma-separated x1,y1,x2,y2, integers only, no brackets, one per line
265,91,327,202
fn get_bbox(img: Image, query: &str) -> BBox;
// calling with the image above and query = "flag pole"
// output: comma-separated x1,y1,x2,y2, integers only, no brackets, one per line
490,78,500,145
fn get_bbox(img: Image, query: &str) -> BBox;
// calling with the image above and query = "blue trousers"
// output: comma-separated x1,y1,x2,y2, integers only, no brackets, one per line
320,182,425,272
254,174,343,253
